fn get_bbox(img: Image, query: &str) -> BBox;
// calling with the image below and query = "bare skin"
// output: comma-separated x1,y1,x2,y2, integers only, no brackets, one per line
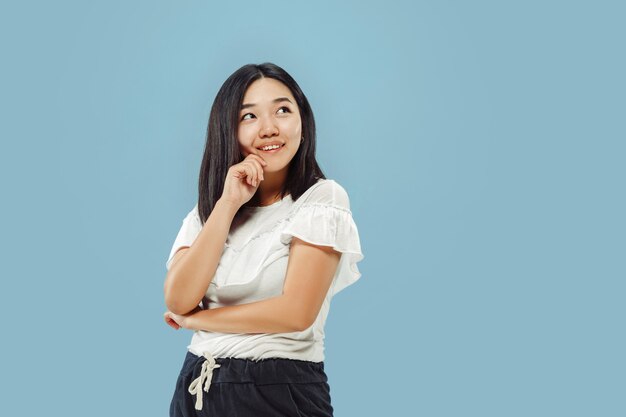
237,77,303,206
164,78,341,334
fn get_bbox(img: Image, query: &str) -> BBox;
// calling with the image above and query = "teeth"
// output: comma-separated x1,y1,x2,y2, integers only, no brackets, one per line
260,144,282,151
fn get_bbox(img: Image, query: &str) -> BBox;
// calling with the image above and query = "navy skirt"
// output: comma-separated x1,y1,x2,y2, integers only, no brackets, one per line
170,350,334,416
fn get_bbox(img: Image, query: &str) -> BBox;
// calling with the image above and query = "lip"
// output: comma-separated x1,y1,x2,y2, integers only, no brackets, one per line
256,141,284,149
256,143,285,153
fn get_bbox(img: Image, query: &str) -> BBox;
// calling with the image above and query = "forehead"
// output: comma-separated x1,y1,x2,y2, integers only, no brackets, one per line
242,78,295,104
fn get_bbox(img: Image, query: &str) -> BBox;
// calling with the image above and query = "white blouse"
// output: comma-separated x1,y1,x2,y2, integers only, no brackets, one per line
165,178,364,362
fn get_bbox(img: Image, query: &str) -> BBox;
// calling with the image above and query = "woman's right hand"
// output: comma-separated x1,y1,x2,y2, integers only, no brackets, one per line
220,154,268,207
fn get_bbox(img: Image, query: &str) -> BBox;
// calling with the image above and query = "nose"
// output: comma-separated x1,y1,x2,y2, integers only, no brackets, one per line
259,119,279,138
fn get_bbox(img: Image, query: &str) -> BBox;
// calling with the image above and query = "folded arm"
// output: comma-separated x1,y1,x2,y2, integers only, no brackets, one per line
185,237,341,334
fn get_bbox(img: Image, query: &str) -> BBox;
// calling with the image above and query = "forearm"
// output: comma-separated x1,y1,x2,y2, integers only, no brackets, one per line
164,199,239,315
185,295,306,334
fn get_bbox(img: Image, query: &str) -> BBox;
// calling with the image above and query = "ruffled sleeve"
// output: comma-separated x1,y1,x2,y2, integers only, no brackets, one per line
279,180,364,296
165,204,202,270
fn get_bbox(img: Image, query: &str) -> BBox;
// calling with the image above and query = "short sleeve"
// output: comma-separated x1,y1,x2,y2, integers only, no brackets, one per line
279,180,364,296
165,204,202,271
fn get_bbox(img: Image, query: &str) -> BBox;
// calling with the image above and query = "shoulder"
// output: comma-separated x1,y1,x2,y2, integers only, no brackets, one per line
183,203,201,226
299,179,351,210
188,203,200,219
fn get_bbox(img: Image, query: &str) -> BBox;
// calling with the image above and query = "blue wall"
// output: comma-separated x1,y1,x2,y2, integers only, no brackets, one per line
1,1,624,415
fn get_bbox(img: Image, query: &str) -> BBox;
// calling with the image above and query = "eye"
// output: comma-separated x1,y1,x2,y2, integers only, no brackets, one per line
240,106,291,121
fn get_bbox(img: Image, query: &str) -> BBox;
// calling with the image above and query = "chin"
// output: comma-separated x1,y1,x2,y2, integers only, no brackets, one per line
264,163,287,173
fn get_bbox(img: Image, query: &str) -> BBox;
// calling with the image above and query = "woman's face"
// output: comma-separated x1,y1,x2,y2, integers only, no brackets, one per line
237,78,302,173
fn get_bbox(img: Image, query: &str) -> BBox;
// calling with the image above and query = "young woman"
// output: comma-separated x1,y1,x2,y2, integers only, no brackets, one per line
163,62,364,417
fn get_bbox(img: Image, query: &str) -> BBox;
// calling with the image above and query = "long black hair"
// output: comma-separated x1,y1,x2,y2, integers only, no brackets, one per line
197,62,326,224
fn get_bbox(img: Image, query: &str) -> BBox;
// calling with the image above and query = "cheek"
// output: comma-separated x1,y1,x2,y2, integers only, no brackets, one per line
237,135,254,154
287,120,302,140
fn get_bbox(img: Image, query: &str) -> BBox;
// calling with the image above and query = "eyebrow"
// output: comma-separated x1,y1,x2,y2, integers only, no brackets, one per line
241,97,293,110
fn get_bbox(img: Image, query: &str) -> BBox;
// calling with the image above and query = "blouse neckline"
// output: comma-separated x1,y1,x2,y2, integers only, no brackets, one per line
242,194,292,211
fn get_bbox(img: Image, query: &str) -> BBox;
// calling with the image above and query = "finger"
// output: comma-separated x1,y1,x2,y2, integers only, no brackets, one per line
246,155,267,183
243,161,260,187
249,160,261,186
246,158,264,183
165,316,179,329
248,154,268,167
252,158,265,181
245,164,256,186
236,164,253,186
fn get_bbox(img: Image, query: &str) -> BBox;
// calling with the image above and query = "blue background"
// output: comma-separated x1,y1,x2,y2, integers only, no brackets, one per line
1,1,624,416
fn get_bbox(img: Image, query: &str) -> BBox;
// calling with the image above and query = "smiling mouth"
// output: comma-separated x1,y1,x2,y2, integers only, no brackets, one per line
257,144,285,153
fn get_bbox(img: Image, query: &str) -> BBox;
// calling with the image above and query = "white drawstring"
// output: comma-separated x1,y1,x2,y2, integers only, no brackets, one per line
187,351,221,410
